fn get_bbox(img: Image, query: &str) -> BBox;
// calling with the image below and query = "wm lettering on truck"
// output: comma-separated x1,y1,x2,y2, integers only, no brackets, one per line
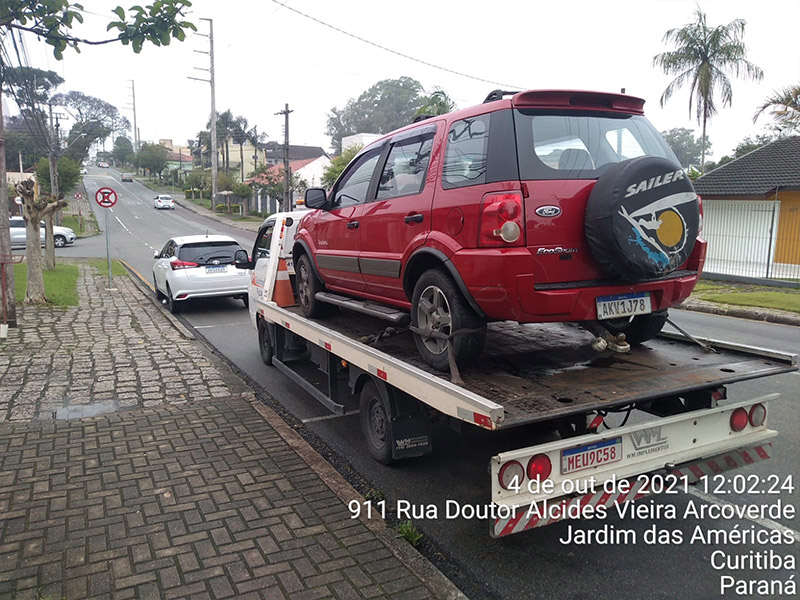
233,212,797,538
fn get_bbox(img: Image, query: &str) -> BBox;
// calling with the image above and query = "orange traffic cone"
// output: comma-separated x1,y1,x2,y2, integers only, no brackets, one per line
272,258,297,307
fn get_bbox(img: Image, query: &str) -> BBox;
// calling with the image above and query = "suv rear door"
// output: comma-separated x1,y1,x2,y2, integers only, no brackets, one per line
358,123,441,302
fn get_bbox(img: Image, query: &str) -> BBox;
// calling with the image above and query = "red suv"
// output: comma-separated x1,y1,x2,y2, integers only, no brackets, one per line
295,90,706,370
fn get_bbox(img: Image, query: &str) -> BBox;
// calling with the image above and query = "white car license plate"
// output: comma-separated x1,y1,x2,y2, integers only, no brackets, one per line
205,265,227,274
561,437,622,475
596,292,651,320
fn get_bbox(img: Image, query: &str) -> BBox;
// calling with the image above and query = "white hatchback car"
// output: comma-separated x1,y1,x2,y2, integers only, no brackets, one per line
154,195,175,210
152,235,249,312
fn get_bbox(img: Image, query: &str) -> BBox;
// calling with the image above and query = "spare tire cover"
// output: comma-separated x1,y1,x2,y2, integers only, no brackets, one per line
585,156,699,280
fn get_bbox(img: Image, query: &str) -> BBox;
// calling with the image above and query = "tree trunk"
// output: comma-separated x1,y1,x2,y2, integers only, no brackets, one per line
700,112,708,174
24,215,46,304
44,213,56,270
239,143,244,181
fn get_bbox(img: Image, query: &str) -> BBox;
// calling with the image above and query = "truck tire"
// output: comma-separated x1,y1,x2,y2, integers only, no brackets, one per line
604,309,668,345
585,156,700,280
411,269,486,371
296,254,325,318
257,319,273,366
360,381,393,464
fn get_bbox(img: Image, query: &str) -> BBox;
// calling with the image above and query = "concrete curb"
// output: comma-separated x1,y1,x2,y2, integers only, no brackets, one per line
678,298,800,327
118,259,196,340
249,400,470,600
173,196,261,232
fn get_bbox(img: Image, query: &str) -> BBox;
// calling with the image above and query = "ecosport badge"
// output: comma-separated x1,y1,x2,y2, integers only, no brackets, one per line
618,169,697,272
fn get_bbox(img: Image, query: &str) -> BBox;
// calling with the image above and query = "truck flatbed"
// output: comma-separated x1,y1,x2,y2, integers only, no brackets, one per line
284,306,796,429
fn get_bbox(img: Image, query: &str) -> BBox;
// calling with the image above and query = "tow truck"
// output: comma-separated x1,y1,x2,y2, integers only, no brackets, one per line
234,212,797,537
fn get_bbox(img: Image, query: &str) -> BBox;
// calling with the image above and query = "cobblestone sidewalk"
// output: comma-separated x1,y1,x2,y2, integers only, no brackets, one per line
0,263,232,422
0,261,451,599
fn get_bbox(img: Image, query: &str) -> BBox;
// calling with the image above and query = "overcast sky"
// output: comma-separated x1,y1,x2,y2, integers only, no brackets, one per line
13,0,800,160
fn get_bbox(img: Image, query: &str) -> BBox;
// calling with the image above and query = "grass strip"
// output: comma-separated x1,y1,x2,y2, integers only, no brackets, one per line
13,261,79,306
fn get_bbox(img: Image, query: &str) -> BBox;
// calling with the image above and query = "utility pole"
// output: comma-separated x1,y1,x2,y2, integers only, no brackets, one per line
48,102,60,200
191,18,218,209
275,104,293,211
129,80,139,152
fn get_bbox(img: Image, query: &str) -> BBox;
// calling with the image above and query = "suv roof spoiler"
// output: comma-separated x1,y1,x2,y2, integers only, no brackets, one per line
483,89,521,103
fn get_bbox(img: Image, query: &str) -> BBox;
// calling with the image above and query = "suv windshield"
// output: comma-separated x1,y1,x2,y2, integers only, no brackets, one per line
178,241,241,264
514,110,677,180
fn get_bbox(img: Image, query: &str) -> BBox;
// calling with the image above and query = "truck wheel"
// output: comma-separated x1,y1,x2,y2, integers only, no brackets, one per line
360,381,393,464
296,254,325,317
257,320,273,366
411,269,486,371
604,310,668,345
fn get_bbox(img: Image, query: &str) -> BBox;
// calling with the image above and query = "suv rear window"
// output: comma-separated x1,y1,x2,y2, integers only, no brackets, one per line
178,241,242,264
514,110,677,180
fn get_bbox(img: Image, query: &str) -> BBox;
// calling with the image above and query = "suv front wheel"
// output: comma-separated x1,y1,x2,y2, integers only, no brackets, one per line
411,269,486,371
296,254,325,317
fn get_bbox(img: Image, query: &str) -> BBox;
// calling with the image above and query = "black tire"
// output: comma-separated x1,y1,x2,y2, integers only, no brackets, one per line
604,309,668,345
411,269,486,371
360,381,393,465
153,277,165,301
54,235,66,248
165,284,181,314
296,254,325,317
257,319,273,366
585,157,700,280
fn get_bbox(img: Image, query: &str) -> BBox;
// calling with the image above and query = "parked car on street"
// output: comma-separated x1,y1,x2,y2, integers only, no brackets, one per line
152,234,249,313
9,217,76,248
79,168,88,175
121,173,134,182
153,195,175,210
98,161,109,168
295,89,706,370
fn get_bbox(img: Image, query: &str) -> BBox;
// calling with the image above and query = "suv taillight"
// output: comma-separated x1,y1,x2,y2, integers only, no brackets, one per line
479,191,525,247
171,260,199,270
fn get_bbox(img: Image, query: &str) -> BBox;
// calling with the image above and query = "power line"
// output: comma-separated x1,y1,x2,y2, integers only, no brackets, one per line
268,0,525,90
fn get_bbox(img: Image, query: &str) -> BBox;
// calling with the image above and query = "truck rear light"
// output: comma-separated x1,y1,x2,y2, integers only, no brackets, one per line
526,454,552,481
171,260,199,270
498,460,525,490
730,407,748,432
748,403,766,427
479,191,524,247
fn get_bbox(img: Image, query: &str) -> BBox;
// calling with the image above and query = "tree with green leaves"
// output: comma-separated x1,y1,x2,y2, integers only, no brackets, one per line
754,84,800,134
653,8,763,172
321,144,362,189
137,143,168,179
112,136,135,166
326,78,425,153
35,156,80,194
415,88,456,118
661,128,708,168
0,0,196,308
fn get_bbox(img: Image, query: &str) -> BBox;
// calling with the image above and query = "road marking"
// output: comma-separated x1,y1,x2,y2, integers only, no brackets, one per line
687,487,800,542
301,410,360,424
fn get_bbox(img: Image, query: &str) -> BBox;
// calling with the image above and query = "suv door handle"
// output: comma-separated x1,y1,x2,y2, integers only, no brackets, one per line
404,213,424,224
347,220,359,230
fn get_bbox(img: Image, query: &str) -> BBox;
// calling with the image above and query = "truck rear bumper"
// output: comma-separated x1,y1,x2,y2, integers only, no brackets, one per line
489,395,778,537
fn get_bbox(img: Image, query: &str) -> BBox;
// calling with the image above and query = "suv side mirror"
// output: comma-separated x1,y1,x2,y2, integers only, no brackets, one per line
234,249,253,269
305,188,328,210
153,250,160,259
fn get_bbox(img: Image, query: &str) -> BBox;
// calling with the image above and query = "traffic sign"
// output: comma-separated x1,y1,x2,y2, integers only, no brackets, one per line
95,187,118,208
74,192,83,199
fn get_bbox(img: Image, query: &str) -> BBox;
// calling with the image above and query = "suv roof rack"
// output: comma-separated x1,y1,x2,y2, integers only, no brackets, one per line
483,89,521,103
413,114,435,123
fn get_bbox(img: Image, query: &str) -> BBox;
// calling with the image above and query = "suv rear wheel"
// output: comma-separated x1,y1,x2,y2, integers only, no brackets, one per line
604,309,668,345
411,269,486,371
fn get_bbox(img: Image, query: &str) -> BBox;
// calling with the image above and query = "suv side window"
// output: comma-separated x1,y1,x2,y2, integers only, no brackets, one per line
442,114,490,189
333,149,382,207
10,217,24,228
376,133,434,201
160,241,174,258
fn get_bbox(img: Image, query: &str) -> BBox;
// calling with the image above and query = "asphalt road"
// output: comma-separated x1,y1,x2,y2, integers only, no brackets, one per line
66,168,800,600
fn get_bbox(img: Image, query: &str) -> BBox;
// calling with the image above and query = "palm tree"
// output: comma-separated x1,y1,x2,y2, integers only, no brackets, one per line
754,84,800,133
415,88,456,118
653,8,763,172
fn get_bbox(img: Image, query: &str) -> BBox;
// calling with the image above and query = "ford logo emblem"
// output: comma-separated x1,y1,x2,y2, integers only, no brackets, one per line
535,205,561,218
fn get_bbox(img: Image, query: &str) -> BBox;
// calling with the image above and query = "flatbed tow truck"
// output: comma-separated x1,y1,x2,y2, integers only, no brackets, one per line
236,213,797,537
